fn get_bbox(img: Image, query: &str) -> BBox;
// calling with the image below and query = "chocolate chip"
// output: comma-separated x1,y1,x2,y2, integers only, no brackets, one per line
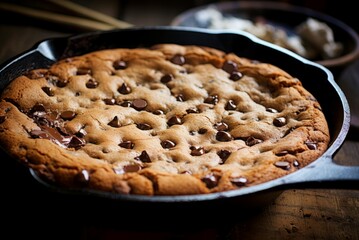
229,71,243,81
276,150,289,156
86,78,98,88
266,107,278,113
305,141,317,150
77,68,92,75
216,131,232,142
118,82,131,94
76,128,87,138
153,110,164,115
132,99,147,111
42,87,54,96
167,116,182,126
214,122,228,131
204,95,218,104
231,177,247,187
60,111,76,120
217,150,231,162
273,117,286,127
30,129,49,139
293,160,300,168
170,54,185,65
190,146,205,156
222,60,237,74
104,98,116,105
119,140,134,149
198,128,207,134
201,174,219,188
0,116,5,124
31,104,46,113
56,80,68,88
135,150,151,162
136,123,152,130
160,74,173,83
123,164,141,173
108,116,121,127
120,100,132,107
68,136,86,149
75,169,90,185
186,107,199,114
245,136,263,146
225,100,237,110
113,60,127,70
161,140,176,149
175,94,184,102
274,161,291,170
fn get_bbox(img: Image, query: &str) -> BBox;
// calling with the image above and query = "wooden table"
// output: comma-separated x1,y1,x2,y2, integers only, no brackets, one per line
0,1,358,239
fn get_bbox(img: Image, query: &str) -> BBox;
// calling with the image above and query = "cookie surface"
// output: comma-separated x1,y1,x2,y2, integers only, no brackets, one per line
0,44,330,195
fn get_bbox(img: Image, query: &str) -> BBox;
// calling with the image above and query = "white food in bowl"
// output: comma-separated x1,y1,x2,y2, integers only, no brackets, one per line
195,7,343,60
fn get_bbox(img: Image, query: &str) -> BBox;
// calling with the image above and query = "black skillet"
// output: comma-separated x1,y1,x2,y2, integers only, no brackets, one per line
1,27,358,221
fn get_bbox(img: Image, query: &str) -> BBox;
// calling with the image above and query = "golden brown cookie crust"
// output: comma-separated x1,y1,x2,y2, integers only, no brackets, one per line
0,44,330,195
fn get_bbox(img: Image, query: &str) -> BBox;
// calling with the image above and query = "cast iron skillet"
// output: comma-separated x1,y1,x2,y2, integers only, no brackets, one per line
0,27,358,218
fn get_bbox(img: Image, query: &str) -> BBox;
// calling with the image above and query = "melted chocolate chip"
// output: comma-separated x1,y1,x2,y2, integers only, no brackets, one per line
135,151,151,162
274,161,291,170
77,68,92,75
245,136,263,146
214,122,228,131
167,116,182,126
136,123,152,130
160,74,173,83
201,174,219,188
305,141,318,150
229,71,243,81
75,169,90,185
113,60,127,70
56,79,68,88
225,100,237,110
276,150,289,156
231,177,247,187
132,99,147,111
76,128,87,138
86,78,98,88
0,116,5,124
170,54,185,65
30,104,46,113
266,107,278,113
216,131,232,142
190,146,205,156
175,94,185,102
153,110,164,115
186,107,199,114
68,136,86,149
222,60,238,74
104,98,116,105
123,164,141,173
161,140,176,149
293,160,300,168
108,116,121,127
121,101,132,107
42,87,54,96
118,82,131,94
273,117,287,127
217,150,231,162
198,128,207,134
119,140,134,149
60,111,76,120
204,95,218,105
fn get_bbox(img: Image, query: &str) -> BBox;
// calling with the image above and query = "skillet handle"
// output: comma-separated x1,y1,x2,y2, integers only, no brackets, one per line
279,156,359,189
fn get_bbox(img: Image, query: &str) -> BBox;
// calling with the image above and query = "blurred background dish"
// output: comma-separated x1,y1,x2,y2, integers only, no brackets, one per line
171,1,359,77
